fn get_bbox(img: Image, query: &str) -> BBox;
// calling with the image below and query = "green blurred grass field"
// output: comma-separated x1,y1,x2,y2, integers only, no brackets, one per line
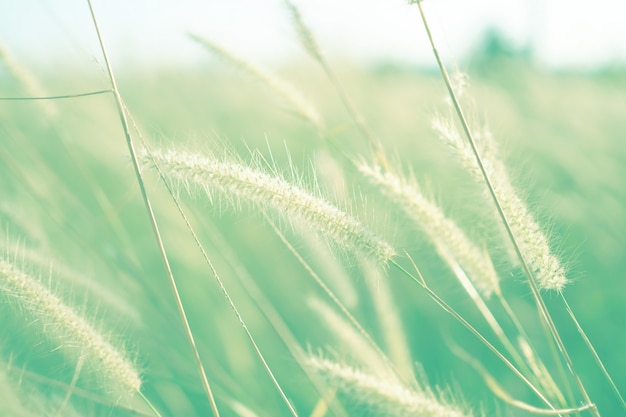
1,42,625,417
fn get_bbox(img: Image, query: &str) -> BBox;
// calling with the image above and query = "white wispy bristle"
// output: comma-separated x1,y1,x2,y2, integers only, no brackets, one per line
143,149,396,263
359,163,500,298
0,259,141,394
433,116,567,291
307,356,473,417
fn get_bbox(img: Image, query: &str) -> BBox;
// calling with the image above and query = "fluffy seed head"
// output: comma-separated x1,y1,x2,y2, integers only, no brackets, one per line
143,149,396,263
307,356,473,417
433,116,567,291
0,259,141,394
359,162,500,298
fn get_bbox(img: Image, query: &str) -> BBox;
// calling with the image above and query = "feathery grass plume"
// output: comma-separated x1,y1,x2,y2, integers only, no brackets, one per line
189,34,323,131
358,162,500,298
432,116,566,291
307,356,473,417
142,148,396,263
0,259,141,395
414,6,595,410
0,243,141,324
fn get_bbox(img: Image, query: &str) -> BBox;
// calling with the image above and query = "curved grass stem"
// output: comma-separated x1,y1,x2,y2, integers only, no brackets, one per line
561,293,626,411
391,260,558,411
196,218,350,417
497,294,567,406
446,259,536,385
0,89,113,101
138,391,163,417
266,216,401,382
85,1,220,415
283,0,390,171
451,344,592,416
138,142,298,417
414,3,598,415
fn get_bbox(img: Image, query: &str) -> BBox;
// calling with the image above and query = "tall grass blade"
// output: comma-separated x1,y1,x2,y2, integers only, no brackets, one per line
283,0,390,170
85,1,218,414
391,259,557,410
138,143,299,417
561,294,626,410
412,3,598,415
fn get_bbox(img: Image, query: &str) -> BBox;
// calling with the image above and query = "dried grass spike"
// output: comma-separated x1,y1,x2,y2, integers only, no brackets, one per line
307,356,473,417
143,149,396,264
0,259,141,395
359,162,499,297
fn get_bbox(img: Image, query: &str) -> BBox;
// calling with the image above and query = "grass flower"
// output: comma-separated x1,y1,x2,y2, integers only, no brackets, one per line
359,162,500,297
0,259,141,395
307,355,473,417
142,148,396,263
433,116,567,291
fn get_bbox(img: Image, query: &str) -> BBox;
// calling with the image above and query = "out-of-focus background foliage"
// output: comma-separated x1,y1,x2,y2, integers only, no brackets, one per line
1,1,625,416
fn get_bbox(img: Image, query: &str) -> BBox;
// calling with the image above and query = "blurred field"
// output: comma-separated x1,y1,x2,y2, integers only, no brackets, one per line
1,47,625,417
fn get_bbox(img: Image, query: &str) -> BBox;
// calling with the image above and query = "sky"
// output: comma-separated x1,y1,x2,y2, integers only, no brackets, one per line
1,0,626,71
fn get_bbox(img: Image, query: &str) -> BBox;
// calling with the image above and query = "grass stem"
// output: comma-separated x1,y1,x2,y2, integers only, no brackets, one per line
414,3,598,415
561,293,626,411
85,1,219,415
139,141,299,417
0,90,113,101
283,0,390,171
391,259,558,411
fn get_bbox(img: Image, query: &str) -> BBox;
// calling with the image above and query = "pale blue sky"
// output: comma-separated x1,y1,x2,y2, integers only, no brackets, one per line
1,0,625,71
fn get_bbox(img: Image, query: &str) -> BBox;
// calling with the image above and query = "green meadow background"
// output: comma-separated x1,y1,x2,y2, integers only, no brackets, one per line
1,30,625,416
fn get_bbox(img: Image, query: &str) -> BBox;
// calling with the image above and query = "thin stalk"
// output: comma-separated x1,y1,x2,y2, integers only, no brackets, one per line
138,392,164,417
139,141,298,417
1,360,155,417
448,255,565,409
54,356,84,417
265,216,406,386
414,3,598,416
451,344,592,416
85,1,220,415
497,294,567,407
195,218,350,417
446,257,535,383
283,0,389,171
316,60,388,171
561,293,626,410
391,260,557,411
0,89,112,101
